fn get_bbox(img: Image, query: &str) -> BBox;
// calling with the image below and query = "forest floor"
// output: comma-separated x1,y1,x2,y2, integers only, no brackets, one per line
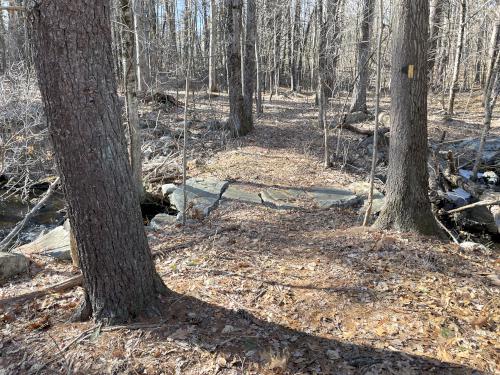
1,90,499,374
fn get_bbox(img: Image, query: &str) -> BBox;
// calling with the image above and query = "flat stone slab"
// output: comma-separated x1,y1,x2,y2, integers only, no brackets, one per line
150,213,177,229
170,177,229,218
347,182,385,214
306,187,360,209
15,226,70,259
0,252,29,282
260,188,306,209
222,185,262,204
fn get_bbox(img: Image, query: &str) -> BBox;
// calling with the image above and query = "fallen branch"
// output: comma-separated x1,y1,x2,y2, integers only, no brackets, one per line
0,225,241,307
0,177,61,252
446,199,500,214
341,123,390,137
442,170,483,198
0,274,83,308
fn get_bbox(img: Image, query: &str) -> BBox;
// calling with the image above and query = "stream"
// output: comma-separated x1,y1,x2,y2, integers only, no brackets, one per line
0,188,66,245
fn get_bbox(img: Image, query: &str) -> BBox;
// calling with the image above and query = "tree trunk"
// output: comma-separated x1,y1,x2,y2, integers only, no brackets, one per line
484,5,500,101
374,0,440,236
28,0,168,325
226,0,250,136
291,0,301,91
350,0,375,113
472,41,500,180
243,0,256,127
428,0,443,78
316,0,326,129
120,0,144,202
165,0,178,65
208,0,218,92
446,0,466,115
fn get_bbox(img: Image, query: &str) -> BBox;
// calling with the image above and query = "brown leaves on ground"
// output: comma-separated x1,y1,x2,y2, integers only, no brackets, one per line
0,92,498,374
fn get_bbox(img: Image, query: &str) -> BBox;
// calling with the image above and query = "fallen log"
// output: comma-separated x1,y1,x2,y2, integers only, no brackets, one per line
446,199,500,214
442,170,484,198
342,123,390,137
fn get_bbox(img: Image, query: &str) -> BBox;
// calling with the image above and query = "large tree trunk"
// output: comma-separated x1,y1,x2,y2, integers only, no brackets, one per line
208,0,218,92
226,0,250,136
446,0,466,115
243,0,256,127
350,0,375,113
120,0,144,202
28,0,168,325
374,0,440,235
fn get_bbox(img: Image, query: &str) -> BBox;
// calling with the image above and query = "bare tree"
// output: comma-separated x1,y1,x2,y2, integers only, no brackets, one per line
208,0,218,92
428,0,444,77
350,0,375,113
28,0,168,324
226,0,252,136
446,0,466,115
120,0,144,201
243,0,257,126
374,0,440,235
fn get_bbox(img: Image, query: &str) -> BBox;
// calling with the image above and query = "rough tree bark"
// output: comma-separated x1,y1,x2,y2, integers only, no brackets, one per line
350,0,375,113
28,0,168,324
120,0,144,202
446,0,466,115
374,0,441,235
226,0,251,136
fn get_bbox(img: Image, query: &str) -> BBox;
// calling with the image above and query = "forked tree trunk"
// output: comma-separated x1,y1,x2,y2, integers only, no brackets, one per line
350,0,375,113
28,0,168,325
120,0,144,202
446,0,466,115
374,0,440,235
226,0,250,136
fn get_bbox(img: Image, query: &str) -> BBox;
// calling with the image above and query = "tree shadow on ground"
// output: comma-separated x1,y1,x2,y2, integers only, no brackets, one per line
147,290,483,374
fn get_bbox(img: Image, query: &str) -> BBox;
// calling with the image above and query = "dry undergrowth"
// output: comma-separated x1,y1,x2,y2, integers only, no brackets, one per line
1,91,498,374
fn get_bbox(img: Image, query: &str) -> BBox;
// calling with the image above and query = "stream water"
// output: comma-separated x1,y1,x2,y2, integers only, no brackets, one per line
0,188,66,245
0,187,171,246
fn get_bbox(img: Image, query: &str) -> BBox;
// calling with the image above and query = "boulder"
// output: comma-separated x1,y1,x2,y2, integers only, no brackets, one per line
150,213,177,230
14,226,71,261
0,252,30,282
222,185,262,204
307,187,360,209
458,137,500,164
161,183,177,197
170,177,229,218
347,181,385,214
